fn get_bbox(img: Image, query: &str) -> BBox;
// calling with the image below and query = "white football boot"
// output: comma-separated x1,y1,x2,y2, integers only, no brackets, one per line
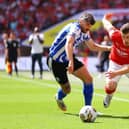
103,94,113,108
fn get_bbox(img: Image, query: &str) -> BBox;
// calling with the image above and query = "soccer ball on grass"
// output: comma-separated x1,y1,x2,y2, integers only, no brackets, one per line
79,105,97,122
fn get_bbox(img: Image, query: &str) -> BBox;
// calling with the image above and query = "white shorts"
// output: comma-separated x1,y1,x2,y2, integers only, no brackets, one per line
106,60,129,83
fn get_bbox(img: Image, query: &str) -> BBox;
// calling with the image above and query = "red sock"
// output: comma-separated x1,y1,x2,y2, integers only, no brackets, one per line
105,86,116,94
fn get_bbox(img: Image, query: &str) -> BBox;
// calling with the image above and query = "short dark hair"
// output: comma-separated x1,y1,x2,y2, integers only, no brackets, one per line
120,23,129,34
79,12,96,25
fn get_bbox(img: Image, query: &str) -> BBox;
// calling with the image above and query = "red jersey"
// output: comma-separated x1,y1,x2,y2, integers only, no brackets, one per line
109,28,129,65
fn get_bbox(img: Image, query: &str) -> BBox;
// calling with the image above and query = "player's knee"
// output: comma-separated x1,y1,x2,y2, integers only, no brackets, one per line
63,86,71,94
84,76,93,84
61,83,71,94
105,81,117,94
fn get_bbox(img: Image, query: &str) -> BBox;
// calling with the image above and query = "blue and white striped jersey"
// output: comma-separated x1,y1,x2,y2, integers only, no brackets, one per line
49,22,91,63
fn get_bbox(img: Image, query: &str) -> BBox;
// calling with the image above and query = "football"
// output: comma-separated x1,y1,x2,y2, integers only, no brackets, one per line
79,105,97,122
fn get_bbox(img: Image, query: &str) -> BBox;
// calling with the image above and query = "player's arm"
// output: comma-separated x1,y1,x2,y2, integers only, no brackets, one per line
86,39,111,52
37,34,44,44
105,66,129,79
28,35,33,45
65,35,75,73
102,13,115,37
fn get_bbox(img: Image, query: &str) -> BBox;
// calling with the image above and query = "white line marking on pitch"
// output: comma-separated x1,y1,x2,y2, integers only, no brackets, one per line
1,74,129,103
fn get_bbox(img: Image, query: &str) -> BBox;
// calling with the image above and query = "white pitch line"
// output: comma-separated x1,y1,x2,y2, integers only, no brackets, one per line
1,74,129,103
95,93,129,103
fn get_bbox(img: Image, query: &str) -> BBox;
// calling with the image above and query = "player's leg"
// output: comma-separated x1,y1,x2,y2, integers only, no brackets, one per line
103,81,117,108
72,58,93,106
14,62,18,76
14,55,18,76
37,53,43,79
103,60,121,108
105,53,110,71
55,82,69,111
47,56,70,111
99,53,105,72
31,54,36,79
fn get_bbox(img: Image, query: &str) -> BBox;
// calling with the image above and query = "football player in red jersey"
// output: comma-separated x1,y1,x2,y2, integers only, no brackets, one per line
102,13,129,108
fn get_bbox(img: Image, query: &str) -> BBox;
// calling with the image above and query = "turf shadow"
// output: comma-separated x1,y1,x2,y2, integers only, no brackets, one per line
64,112,129,120
98,114,129,119
64,112,79,117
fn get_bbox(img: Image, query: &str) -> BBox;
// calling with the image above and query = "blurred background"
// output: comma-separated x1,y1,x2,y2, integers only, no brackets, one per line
0,0,129,72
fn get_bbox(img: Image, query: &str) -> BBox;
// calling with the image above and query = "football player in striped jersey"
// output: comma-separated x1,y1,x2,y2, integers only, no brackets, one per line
47,12,111,111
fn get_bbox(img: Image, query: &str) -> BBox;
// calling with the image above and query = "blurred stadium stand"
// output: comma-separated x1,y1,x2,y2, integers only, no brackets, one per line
0,0,129,57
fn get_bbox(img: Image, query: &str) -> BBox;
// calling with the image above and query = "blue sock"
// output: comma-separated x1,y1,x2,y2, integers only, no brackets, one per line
83,83,93,105
57,88,67,100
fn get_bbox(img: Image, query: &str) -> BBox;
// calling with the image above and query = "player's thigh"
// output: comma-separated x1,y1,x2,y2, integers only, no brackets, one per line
8,54,13,63
52,61,68,83
32,54,37,63
52,60,71,93
37,54,42,63
47,56,70,93
72,58,92,83
107,60,123,83
73,65,92,83
13,55,17,63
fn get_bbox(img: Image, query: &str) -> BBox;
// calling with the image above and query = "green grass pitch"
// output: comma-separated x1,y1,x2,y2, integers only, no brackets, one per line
0,71,129,129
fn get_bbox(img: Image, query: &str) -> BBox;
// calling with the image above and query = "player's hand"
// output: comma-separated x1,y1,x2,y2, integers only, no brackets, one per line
104,13,113,21
107,46,112,51
67,60,74,74
105,71,117,79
